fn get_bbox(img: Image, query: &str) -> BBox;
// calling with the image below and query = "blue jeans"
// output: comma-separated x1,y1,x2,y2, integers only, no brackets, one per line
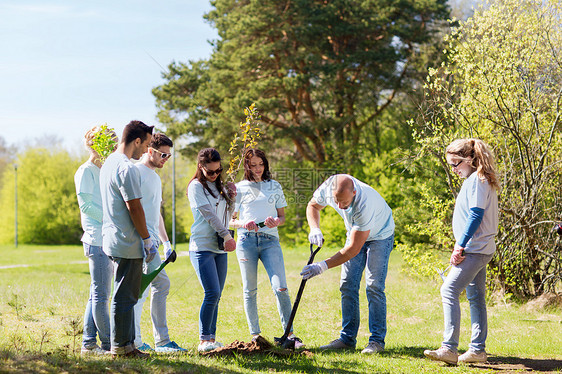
236,232,292,335
109,257,143,354
190,250,228,340
339,235,394,348
82,243,113,351
441,253,493,352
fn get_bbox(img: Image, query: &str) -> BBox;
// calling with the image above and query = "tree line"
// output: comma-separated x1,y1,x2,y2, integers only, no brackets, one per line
1,0,560,300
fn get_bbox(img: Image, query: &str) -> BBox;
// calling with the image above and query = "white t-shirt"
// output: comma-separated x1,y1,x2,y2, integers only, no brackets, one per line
136,163,162,239
452,172,498,255
100,152,143,259
313,174,394,242
187,180,229,253
74,160,102,246
234,179,287,238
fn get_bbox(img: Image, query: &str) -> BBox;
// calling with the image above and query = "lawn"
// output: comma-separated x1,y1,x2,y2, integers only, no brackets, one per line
0,243,560,373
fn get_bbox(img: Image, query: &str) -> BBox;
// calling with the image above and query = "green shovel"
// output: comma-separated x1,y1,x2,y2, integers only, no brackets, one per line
139,250,177,298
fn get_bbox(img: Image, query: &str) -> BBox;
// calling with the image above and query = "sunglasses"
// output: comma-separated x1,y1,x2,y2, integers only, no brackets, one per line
151,147,171,159
449,160,463,168
203,166,223,176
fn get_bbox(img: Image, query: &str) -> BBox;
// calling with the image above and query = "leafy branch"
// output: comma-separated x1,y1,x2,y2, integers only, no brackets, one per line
226,103,261,182
90,124,118,164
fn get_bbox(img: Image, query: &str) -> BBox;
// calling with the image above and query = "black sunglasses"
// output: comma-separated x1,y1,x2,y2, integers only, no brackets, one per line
203,166,223,176
449,160,463,168
151,147,171,159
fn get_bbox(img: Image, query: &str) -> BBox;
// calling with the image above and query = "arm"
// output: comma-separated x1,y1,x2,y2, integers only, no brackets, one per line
325,229,370,268
306,199,325,229
76,192,103,223
198,204,233,241
125,198,150,239
158,213,169,243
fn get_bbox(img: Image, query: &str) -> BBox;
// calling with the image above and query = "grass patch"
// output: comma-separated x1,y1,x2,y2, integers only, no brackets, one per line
0,243,560,373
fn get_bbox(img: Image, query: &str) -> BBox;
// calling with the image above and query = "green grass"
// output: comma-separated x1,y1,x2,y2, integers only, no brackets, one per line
0,243,560,373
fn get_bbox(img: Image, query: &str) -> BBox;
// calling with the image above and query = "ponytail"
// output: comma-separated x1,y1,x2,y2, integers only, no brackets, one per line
446,138,500,191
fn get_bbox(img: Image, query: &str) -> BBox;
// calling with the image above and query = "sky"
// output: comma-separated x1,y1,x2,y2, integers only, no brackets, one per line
0,1,216,152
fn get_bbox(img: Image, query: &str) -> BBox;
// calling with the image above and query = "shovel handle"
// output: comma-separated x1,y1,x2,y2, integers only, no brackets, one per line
278,243,321,344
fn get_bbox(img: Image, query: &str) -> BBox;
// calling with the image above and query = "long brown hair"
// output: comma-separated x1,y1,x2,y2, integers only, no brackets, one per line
446,138,500,191
243,149,271,182
190,148,227,199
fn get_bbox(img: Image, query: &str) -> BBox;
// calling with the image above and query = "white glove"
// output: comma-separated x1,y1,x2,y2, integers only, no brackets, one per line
163,240,173,260
308,228,324,247
300,261,328,280
142,237,158,263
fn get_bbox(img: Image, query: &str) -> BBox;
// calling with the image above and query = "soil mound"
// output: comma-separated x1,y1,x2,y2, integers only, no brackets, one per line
201,336,313,358
524,292,562,311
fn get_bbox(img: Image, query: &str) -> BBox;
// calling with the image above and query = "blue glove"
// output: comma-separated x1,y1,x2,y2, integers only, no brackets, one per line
300,261,328,280
163,241,173,259
142,237,158,263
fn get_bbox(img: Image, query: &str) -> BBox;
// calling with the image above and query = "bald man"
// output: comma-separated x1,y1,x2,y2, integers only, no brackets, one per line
302,174,395,354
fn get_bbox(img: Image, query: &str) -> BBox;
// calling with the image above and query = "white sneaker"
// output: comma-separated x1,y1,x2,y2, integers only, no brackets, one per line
361,341,384,354
424,346,458,365
81,344,110,355
197,341,215,352
197,341,224,352
458,349,487,363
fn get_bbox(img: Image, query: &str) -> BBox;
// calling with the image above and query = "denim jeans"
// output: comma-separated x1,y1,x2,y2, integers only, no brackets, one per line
134,253,171,347
82,243,113,351
236,232,292,335
441,253,493,352
339,234,394,348
109,257,143,354
190,250,228,340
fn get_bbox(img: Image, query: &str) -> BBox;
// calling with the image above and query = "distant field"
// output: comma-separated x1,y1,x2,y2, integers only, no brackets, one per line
0,243,560,373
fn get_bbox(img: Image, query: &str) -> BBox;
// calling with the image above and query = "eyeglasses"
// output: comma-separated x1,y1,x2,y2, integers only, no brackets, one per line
151,147,171,159
449,160,463,168
203,166,223,176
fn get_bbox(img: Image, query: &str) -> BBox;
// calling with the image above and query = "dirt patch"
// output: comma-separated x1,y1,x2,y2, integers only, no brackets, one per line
466,355,562,373
201,336,313,358
524,293,562,311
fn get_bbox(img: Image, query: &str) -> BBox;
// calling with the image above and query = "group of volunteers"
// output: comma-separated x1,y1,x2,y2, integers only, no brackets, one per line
76,120,500,365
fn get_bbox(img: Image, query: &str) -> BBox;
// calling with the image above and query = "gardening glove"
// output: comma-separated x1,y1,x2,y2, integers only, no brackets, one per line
142,236,158,263
553,223,562,236
300,260,328,280
308,228,324,247
163,240,173,259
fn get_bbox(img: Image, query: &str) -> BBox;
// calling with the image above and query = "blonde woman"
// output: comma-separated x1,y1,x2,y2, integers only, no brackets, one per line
74,126,116,354
424,139,500,365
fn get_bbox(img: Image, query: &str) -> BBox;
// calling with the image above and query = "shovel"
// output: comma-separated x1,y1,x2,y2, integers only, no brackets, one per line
274,243,322,349
139,250,177,298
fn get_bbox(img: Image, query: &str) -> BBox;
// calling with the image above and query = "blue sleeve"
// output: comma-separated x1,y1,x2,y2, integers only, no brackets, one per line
457,207,484,247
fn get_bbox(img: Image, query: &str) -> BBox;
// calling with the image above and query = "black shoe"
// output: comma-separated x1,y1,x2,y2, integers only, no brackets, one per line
113,348,150,359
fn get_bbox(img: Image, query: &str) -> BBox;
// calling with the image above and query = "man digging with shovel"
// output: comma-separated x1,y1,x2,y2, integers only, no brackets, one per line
301,174,394,354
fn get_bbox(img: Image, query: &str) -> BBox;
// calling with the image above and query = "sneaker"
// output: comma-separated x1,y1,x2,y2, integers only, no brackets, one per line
213,341,224,349
319,338,355,350
113,348,150,359
458,349,487,363
155,341,187,353
424,346,458,365
81,344,110,355
136,342,154,352
197,341,216,352
361,341,384,354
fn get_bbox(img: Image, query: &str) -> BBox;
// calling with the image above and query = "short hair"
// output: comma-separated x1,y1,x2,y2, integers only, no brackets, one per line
122,120,153,145
150,133,173,149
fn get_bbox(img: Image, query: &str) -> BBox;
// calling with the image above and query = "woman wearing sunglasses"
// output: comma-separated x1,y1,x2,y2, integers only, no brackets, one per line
424,138,499,365
187,148,236,352
229,149,301,344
